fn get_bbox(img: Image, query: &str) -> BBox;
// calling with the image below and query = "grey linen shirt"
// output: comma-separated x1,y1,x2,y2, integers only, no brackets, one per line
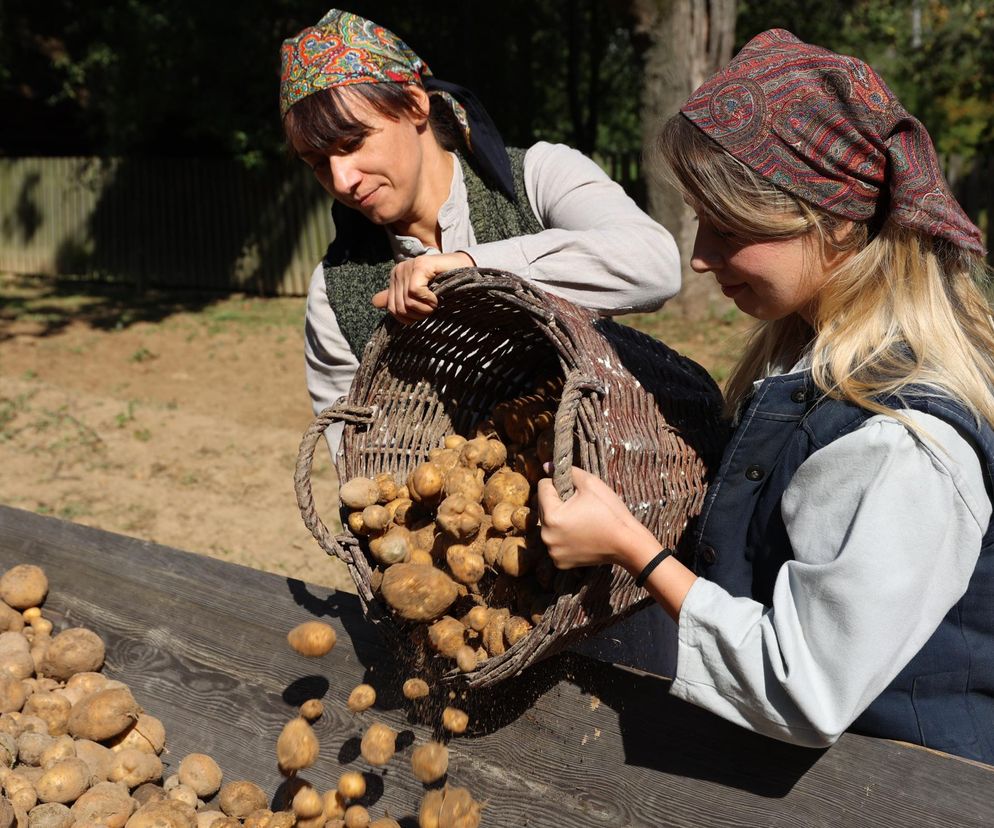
671,392,991,747
304,141,680,454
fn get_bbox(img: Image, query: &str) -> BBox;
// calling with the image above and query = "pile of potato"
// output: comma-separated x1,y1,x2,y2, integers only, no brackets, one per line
340,380,563,675
0,565,482,828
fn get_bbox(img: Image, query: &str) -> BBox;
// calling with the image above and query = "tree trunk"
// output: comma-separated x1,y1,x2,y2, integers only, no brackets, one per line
629,0,736,319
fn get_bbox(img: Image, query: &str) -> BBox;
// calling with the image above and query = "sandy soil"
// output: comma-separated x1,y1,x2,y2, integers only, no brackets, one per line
0,274,747,593
0,277,350,590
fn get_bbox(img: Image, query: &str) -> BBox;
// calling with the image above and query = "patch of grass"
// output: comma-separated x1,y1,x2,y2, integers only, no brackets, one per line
115,401,137,428
129,346,156,363
133,428,152,442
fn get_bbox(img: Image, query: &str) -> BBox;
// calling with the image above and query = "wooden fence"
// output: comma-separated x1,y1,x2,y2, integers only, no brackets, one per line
0,157,332,295
1,153,990,296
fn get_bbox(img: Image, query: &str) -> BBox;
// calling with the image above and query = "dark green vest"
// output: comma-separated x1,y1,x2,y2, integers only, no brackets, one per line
323,147,542,357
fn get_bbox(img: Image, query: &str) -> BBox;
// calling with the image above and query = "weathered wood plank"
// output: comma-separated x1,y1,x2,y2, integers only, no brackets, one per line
1,504,991,827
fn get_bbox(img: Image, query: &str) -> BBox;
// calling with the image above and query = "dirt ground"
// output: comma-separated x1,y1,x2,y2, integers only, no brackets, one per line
0,273,749,592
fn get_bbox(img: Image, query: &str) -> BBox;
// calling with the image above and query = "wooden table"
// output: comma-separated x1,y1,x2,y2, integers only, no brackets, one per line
2,504,992,827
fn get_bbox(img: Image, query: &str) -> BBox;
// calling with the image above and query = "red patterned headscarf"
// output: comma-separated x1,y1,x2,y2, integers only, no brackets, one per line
681,29,984,255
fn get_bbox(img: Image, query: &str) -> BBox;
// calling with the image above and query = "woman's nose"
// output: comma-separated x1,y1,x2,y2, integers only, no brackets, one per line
328,156,361,195
689,225,724,273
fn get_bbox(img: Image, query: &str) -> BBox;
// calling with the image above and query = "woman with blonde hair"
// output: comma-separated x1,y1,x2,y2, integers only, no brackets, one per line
538,29,994,763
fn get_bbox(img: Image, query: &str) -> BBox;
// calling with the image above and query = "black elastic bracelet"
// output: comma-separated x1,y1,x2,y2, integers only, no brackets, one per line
634,548,675,588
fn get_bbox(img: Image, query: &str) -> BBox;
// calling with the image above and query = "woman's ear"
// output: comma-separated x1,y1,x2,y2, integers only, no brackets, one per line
407,86,431,127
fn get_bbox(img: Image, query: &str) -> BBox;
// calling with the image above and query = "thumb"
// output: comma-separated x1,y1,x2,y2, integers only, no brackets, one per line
371,290,388,309
535,477,563,518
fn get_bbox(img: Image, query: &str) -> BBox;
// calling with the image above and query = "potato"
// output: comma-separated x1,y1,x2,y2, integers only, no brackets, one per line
436,497,484,541
347,512,368,536
442,468,483,504
481,609,510,657
504,616,532,647
443,435,467,451
241,808,272,828
72,741,112,782
427,618,465,659
177,754,221,799
195,811,227,828
454,646,477,673
441,708,468,735
0,568,48,612
131,782,166,807
407,463,444,505
22,694,70,738
291,787,323,820
0,635,34,681
368,527,411,567
346,685,375,714
67,687,140,742
437,786,481,828
217,782,267,819
368,819,401,828
380,565,459,622
286,621,336,658
361,505,391,534
339,478,380,510
28,801,73,828
0,731,15,768
498,536,538,578
410,742,448,784
107,715,166,755
464,606,490,633
299,699,323,721
69,781,134,828
384,498,413,526
103,748,163,789
16,732,53,766
322,791,347,821
343,805,369,828
444,546,485,587
35,757,90,804
41,629,105,682
275,718,319,773
373,473,400,504
458,438,503,472
167,783,198,809
0,605,24,634
402,679,429,701
418,788,445,828
38,736,74,771
0,671,26,715
489,502,515,534
359,723,396,766
482,471,529,512
5,771,37,811
125,799,197,828
336,771,365,801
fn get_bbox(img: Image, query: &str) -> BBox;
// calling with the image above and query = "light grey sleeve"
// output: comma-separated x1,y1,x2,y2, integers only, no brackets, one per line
670,411,990,747
304,262,360,458
461,142,680,315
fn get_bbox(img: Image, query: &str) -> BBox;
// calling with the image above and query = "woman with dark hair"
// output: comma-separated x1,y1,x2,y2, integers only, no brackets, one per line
280,9,680,455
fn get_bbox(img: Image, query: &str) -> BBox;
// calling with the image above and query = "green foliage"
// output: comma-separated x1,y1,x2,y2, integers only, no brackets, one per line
737,0,994,160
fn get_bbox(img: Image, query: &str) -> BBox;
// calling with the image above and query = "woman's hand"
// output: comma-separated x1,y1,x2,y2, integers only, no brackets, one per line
371,251,475,323
536,466,659,570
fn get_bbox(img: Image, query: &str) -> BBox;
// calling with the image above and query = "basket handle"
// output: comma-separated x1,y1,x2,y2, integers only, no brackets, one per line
294,398,377,562
552,372,606,500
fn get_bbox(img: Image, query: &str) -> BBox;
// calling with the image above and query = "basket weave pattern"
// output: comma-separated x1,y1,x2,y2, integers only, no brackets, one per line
295,269,727,687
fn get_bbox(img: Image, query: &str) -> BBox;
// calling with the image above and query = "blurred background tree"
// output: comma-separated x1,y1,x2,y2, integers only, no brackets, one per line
2,0,990,313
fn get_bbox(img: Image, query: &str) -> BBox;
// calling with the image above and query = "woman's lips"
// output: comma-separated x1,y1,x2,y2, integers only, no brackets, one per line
720,282,744,298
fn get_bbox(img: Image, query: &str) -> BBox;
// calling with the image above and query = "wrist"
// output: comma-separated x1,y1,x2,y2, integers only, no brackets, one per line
612,522,663,572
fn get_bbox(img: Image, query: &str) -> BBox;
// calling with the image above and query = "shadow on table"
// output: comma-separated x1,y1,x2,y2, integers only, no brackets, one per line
283,578,821,798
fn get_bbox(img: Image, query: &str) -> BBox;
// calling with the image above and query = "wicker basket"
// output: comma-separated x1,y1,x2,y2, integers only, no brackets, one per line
295,268,727,688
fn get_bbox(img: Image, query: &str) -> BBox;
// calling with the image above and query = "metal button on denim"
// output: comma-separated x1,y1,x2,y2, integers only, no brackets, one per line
745,465,765,481
699,545,717,565
791,388,807,403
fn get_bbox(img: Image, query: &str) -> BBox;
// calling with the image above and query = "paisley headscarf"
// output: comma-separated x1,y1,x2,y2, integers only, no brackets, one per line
280,8,515,200
681,29,984,255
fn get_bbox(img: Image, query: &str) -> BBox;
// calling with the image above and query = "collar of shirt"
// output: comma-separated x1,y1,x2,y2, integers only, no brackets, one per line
385,153,476,260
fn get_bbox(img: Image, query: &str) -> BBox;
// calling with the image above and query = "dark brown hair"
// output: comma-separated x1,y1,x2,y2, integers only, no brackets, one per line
283,82,464,156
